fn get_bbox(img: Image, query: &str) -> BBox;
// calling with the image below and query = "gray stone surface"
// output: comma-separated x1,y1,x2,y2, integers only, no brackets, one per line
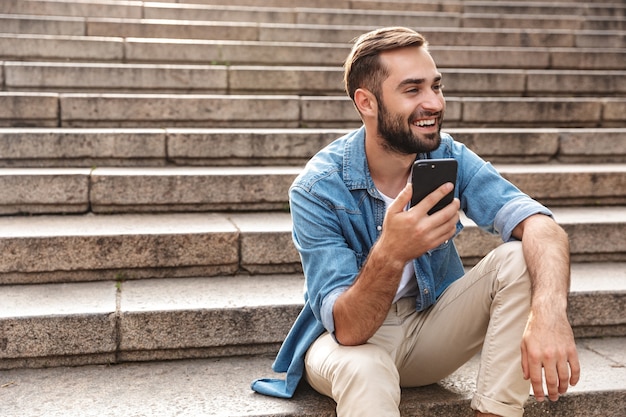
458,207,626,264
557,128,626,163
0,168,90,214
0,281,117,360
230,212,302,274
3,13,624,49
0,128,167,167
0,264,621,366
461,97,604,126
90,166,300,212
0,337,623,416
550,47,626,70
0,92,58,127
553,207,626,262
450,128,561,162
0,208,624,284
604,98,626,125
119,275,303,353
2,0,622,26
87,18,261,41
568,262,626,337
6,60,625,98
125,37,349,66
0,213,239,284
1,32,621,70
0,0,142,18
4,62,229,93
0,14,85,36
59,93,301,127
2,128,624,167
526,70,626,95
497,163,626,206
166,128,342,166
0,33,124,61
1,91,624,128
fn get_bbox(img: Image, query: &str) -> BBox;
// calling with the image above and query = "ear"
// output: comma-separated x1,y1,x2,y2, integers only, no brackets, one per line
353,88,378,118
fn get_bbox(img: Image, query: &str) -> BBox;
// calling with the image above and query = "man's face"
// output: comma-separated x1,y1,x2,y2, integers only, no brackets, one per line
375,47,446,155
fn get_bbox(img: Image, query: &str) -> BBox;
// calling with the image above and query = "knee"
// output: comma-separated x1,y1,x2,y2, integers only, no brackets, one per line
493,240,524,262
335,343,398,382
333,344,400,400
492,241,531,292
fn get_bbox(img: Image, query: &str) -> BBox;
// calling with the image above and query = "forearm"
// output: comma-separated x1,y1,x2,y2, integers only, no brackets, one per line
517,214,571,314
333,241,404,346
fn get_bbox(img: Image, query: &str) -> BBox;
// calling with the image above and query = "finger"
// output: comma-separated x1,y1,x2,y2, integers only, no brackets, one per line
528,363,546,402
557,359,572,395
569,350,581,386
388,182,413,213
544,363,560,401
415,182,454,215
521,343,530,380
430,197,460,220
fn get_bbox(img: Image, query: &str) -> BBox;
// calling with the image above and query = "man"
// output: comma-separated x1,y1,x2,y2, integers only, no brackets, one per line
252,27,580,417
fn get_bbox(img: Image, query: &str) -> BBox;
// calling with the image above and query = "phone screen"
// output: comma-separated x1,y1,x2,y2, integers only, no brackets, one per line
410,159,457,214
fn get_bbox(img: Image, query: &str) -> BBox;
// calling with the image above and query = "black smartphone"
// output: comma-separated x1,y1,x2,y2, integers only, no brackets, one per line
410,159,458,214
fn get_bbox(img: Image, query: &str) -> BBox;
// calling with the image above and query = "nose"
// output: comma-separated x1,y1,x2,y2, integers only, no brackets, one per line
422,88,445,113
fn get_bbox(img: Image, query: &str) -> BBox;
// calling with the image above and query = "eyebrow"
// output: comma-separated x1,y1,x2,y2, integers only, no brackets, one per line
398,74,443,88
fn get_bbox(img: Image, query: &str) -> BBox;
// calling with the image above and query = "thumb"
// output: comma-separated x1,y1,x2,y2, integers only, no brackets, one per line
388,183,412,213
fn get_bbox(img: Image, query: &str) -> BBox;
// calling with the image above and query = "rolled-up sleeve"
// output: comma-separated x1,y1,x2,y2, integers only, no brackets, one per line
494,196,554,242
320,286,349,336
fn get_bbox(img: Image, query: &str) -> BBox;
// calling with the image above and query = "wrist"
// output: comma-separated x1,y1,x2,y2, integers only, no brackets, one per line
370,238,407,271
531,296,568,318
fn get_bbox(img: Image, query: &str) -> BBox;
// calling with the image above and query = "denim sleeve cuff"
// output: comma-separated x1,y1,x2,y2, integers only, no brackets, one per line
320,286,349,337
494,196,553,242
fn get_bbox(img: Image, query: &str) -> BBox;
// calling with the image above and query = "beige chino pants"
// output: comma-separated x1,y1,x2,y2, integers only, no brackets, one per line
304,241,532,417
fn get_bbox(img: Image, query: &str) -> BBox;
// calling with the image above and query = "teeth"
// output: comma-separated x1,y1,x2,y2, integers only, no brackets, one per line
415,119,436,127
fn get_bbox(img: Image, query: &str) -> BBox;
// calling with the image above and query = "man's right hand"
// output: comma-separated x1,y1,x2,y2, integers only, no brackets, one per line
379,182,459,266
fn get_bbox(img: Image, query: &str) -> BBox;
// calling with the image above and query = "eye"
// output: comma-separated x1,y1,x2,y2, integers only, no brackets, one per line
434,84,444,91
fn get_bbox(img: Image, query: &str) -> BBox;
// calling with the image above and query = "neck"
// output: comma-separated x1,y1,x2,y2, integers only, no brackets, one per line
365,132,415,199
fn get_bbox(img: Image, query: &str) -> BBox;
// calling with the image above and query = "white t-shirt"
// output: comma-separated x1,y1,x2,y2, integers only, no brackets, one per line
378,191,419,303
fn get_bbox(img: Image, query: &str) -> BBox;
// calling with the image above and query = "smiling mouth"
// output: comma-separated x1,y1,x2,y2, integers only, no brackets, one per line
413,118,437,127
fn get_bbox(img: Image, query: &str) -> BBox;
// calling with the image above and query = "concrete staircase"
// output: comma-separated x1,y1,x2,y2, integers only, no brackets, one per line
0,0,624,415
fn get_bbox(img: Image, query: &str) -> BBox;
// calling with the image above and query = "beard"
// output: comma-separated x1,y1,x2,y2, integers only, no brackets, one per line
377,99,443,155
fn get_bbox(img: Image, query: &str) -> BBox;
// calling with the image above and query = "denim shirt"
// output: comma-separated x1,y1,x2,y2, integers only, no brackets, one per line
251,126,552,398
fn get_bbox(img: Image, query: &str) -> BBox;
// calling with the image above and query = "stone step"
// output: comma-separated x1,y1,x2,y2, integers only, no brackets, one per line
0,336,624,416
1,34,623,70
3,62,625,97
2,14,624,49
2,0,618,17
0,164,624,215
1,92,624,128
1,128,625,167
0,0,144,19
1,0,623,30
462,1,626,18
181,0,613,8
0,208,624,285
0,264,624,369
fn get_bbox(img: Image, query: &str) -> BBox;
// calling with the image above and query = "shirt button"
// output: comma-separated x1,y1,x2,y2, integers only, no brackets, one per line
423,288,429,295
377,225,382,231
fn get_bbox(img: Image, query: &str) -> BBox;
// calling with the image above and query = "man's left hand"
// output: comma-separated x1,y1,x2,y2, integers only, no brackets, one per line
520,310,581,402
